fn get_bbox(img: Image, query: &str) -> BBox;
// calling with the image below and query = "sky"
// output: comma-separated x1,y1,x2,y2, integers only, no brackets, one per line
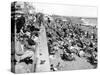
32,2,97,18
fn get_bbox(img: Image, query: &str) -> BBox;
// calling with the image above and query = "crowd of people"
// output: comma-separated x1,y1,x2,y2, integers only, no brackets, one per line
44,15,97,70
11,2,97,73
11,2,44,73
